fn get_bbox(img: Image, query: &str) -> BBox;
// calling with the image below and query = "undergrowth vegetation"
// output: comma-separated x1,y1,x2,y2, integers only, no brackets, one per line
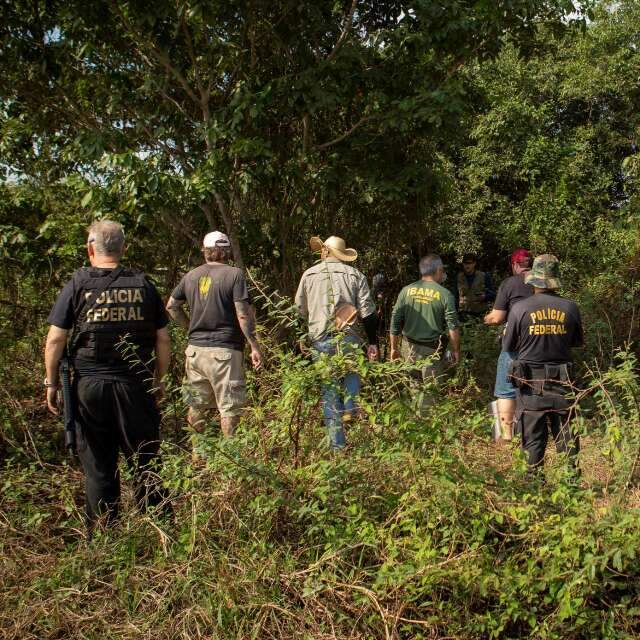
2,314,640,639
1,0,640,637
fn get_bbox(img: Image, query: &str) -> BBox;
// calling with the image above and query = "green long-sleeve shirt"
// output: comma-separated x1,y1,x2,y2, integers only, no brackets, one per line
390,279,459,342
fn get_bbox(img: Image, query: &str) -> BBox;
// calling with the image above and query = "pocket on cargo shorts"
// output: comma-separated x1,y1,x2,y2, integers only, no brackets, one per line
182,347,215,408
228,379,247,407
184,347,197,371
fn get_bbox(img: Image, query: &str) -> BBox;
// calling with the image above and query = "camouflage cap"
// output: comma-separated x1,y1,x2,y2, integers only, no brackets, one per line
524,254,562,290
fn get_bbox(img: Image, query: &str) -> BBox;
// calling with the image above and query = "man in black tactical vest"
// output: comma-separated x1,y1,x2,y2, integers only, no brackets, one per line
503,255,583,470
44,220,171,528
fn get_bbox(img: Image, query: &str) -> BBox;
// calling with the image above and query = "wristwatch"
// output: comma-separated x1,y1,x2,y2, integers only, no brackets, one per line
44,378,59,389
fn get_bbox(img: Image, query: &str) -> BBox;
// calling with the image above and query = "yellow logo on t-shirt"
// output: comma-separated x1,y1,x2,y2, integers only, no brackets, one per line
528,307,567,335
83,288,145,323
408,286,441,304
199,276,212,298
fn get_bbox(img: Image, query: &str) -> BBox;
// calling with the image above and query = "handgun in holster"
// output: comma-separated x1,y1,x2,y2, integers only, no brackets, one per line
60,355,77,456
506,359,529,390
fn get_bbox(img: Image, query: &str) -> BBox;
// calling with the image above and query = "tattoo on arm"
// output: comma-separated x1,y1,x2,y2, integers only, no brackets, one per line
234,301,257,345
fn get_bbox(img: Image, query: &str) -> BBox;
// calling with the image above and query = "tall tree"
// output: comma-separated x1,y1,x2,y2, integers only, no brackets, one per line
1,0,586,284
448,0,640,280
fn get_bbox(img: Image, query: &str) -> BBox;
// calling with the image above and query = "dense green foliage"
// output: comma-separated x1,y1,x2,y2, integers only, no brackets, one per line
1,1,640,638
4,0,637,288
2,325,640,638
1,1,638,328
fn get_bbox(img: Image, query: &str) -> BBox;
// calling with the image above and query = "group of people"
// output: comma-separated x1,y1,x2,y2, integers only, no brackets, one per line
44,221,584,528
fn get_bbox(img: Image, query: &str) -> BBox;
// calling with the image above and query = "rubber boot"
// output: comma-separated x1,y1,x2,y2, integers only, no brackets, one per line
497,398,515,441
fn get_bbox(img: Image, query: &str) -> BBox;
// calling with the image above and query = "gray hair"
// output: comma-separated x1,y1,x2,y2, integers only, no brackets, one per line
87,220,125,257
419,253,443,276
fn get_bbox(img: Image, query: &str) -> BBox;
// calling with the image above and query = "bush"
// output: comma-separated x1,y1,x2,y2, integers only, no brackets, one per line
1,328,640,639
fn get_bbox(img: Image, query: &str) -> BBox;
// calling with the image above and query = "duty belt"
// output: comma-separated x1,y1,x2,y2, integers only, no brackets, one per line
508,360,574,394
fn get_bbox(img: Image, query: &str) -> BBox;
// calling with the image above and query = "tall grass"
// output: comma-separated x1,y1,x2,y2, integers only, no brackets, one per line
1,321,640,639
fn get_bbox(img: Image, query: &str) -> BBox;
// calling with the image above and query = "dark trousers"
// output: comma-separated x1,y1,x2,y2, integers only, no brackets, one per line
517,406,580,468
75,376,164,525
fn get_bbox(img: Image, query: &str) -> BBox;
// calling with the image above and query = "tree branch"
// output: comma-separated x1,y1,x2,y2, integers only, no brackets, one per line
157,86,196,122
160,209,200,246
180,14,210,120
151,49,200,106
302,114,311,155
326,0,358,63
113,3,200,107
313,113,374,151
198,200,217,229
213,191,246,269
141,125,194,171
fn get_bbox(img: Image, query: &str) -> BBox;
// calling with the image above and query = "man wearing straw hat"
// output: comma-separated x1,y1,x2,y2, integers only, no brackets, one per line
503,255,584,470
295,235,378,450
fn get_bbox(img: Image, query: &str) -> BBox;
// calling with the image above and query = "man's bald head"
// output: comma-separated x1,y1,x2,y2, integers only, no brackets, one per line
87,220,125,258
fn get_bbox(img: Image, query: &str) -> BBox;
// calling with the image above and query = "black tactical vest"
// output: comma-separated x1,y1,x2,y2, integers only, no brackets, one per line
70,268,157,365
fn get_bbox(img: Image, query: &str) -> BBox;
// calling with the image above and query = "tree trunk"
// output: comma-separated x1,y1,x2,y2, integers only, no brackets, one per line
213,191,245,269
198,201,217,231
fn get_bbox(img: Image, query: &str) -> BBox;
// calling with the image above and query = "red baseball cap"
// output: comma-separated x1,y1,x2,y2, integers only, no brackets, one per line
511,248,532,268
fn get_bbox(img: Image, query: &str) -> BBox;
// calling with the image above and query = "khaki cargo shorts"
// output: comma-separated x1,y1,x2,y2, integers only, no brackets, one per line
183,346,247,417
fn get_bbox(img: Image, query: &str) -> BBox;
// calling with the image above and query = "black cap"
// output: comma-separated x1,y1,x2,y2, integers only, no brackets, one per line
462,252,478,263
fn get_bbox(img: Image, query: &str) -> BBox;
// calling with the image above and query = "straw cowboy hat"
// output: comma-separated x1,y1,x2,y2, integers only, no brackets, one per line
309,235,358,262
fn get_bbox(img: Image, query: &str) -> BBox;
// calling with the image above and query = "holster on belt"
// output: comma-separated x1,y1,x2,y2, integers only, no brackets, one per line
510,360,575,414
508,361,574,392
507,360,529,389
543,363,574,384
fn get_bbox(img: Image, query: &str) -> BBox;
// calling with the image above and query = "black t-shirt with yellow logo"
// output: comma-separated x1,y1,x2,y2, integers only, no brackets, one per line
502,292,583,364
170,263,250,350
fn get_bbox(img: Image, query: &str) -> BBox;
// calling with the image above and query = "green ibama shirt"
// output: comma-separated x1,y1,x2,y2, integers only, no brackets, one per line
390,279,459,343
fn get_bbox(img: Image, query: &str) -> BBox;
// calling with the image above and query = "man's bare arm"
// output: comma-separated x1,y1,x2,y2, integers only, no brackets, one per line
45,326,67,385
44,326,68,414
154,327,171,380
448,328,461,364
234,300,263,369
166,296,189,329
389,333,401,360
153,327,171,401
484,309,507,325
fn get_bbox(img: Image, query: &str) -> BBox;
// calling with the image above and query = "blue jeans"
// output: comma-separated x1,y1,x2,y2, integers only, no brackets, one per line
494,350,518,399
312,335,362,450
